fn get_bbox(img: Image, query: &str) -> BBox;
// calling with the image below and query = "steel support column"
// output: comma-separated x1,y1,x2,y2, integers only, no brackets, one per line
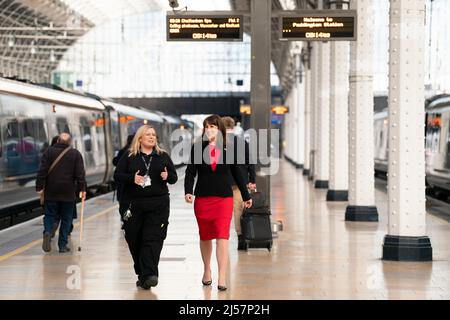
303,43,311,176
308,42,318,181
382,0,432,261
314,41,330,189
345,0,379,221
327,1,350,201
250,0,271,206
295,52,305,169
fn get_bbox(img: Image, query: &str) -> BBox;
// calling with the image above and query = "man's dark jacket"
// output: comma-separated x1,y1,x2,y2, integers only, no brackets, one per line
36,143,87,202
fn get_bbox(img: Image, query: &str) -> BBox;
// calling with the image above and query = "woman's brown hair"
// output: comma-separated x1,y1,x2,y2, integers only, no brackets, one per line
202,114,227,146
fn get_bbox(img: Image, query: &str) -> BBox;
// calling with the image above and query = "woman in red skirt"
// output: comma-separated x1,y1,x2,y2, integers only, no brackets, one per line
184,115,252,291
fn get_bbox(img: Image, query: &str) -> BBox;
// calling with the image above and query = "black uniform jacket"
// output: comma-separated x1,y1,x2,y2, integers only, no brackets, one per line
114,149,178,203
184,141,251,201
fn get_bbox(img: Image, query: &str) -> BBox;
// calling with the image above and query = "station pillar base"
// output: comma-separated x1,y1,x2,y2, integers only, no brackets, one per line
314,180,329,189
345,205,378,222
327,190,348,201
382,235,432,262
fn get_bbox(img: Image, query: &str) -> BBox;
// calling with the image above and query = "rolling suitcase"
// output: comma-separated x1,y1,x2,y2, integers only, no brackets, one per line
240,206,273,251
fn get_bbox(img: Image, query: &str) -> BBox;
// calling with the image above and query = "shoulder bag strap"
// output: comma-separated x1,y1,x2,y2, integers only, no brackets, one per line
48,146,71,176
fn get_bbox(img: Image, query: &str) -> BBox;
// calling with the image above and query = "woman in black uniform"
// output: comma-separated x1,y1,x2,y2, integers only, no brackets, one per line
114,124,178,290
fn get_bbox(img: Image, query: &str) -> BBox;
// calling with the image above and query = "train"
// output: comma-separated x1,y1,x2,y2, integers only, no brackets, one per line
374,94,450,198
0,77,194,228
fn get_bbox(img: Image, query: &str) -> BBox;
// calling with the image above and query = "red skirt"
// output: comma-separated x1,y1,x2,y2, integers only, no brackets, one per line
194,196,233,241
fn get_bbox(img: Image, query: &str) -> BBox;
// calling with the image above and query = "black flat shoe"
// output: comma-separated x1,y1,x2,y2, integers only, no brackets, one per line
202,279,212,286
218,285,227,291
140,276,158,290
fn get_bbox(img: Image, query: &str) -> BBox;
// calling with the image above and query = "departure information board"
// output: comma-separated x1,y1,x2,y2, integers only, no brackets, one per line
280,10,357,41
167,14,243,41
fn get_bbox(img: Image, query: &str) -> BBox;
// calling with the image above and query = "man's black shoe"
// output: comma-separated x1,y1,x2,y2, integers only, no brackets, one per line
59,246,71,253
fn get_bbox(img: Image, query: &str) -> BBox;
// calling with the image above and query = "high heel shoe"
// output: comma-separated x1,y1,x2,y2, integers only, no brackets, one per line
202,279,212,286
217,285,227,291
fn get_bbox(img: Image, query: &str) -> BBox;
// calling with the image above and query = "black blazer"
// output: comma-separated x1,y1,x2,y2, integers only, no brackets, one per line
184,141,251,201
114,150,178,203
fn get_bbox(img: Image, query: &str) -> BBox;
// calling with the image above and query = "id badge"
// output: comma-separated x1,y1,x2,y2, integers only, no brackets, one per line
143,175,151,188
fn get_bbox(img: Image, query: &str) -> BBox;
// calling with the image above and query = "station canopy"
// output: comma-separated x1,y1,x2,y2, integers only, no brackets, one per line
0,0,313,94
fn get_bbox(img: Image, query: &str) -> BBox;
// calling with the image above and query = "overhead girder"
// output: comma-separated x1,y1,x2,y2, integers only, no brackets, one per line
0,0,93,82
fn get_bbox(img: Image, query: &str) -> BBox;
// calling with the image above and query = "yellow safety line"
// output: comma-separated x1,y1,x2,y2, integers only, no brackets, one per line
0,204,118,263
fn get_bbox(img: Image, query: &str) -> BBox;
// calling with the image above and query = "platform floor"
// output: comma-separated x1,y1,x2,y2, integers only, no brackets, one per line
0,160,449,300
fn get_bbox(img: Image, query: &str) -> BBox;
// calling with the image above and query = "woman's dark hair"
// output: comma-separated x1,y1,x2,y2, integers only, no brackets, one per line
203,114,227,146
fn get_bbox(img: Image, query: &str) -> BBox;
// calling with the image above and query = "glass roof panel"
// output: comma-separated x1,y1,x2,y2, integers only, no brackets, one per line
59,0,232,25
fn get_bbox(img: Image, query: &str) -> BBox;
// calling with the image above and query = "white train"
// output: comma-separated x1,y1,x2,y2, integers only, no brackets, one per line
374,94,450,197
0,77,194,228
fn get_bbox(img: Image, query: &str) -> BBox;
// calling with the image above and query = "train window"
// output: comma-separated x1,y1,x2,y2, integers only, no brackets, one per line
21,120,37,155
4,119,19,157
426,114,442,153
110,111,121,153
35,120,48,155
79,117,92,153
2,119,20,177
446,122,450,169
56,117,70,134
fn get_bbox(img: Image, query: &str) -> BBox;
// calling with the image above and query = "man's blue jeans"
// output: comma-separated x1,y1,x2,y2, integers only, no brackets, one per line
44,201,75,249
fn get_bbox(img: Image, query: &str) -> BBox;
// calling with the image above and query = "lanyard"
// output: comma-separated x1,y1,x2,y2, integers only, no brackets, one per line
141,154,152,176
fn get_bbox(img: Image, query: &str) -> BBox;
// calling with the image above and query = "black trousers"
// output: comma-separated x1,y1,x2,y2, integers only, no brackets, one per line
123,195,169,279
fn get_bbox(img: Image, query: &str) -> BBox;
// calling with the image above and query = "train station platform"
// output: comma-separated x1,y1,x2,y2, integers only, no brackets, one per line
0,160,449,300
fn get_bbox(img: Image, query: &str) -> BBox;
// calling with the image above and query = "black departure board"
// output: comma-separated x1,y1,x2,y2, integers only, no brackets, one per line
167,14,243,41
280,10,357,41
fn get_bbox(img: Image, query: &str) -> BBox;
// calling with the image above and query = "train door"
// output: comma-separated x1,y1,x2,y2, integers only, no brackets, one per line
110,110,121,156
445,113,450,169
93,112,106,167
80,116,94,169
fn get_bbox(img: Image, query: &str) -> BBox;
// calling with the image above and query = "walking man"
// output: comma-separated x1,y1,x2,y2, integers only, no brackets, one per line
36,132,86,253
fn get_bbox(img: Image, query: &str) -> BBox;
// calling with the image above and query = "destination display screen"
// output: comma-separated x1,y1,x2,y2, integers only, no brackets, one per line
167,15,243,41
280,11,357,41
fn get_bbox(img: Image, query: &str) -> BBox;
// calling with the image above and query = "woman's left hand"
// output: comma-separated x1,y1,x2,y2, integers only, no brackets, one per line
161,167,168,180
244,199,252,209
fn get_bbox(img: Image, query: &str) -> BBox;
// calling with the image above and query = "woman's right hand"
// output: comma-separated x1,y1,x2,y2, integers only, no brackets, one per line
134,170,144,186
185,194,194,203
